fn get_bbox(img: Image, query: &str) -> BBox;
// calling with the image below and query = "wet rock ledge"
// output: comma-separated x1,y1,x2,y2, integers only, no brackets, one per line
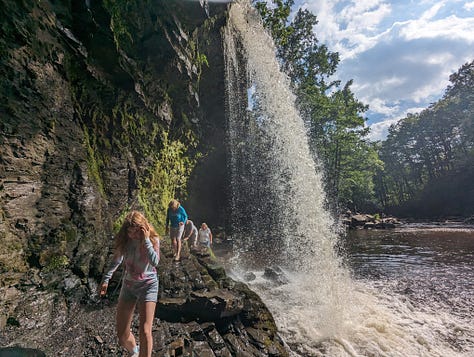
0,239,288,356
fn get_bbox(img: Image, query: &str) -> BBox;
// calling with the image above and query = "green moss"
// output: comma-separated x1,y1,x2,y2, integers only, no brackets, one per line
64,225,77,242
103,0,152,51
138,129,199,233
103,0,134,50
44,254,69,272
189,34,210,88
83,126,106,196
112,207,131,233
59,3,206,236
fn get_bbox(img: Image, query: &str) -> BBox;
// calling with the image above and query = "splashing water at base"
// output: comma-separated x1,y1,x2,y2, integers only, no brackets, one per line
223,1,474,356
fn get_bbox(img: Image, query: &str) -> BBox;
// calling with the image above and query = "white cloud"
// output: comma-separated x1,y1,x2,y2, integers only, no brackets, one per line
339,1,391,33
419,1,445,21
400,15,474,42
465,2,474,11
293,0,474,140
299,1,340,46
422,52,455,65
302,1,392,59
367,105,424,141
367,118,399,141
364,97,400,117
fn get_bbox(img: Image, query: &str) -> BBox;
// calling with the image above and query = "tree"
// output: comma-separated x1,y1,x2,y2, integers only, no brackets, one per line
254,1,380,212
375,60,474,216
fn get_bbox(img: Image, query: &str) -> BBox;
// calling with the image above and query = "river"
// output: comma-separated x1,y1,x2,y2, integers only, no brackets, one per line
345,223,474,317
216,223,474,356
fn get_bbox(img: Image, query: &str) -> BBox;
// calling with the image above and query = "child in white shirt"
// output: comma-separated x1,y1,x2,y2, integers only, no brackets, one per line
198,223,212,248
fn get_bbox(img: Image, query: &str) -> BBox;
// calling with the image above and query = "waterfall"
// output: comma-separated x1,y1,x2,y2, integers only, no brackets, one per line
224,0,342,274
222,2,473,356
223,0,353,347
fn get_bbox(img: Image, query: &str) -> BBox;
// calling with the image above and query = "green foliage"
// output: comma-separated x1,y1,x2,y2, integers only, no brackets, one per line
194,51,209,85
44,254,70,272
83,125,106,196
189,34,210,89
197,53,209,69
375,60,474,216
254,1,295,48
139,129,199,232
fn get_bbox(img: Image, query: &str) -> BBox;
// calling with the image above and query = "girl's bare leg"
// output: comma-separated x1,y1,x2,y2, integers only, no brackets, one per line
138,301,157,357
176,239,182,260
172,238,178,256
116,299,138,353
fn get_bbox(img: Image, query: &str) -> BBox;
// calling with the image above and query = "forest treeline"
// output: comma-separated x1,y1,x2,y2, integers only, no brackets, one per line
254,0,474,218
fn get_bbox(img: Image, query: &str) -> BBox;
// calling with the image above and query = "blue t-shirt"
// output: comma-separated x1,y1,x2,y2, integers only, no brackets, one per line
166,205,188,228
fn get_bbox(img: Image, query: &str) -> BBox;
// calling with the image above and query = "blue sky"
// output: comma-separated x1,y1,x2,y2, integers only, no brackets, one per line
292,0,474,140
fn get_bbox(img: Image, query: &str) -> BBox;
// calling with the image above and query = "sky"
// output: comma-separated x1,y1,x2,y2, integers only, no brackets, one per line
292,0,474,141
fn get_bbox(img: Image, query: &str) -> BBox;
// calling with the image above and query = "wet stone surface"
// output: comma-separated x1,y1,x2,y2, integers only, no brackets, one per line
0,241,289,356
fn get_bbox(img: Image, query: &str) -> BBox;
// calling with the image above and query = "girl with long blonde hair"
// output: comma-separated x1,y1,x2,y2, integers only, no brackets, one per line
99,211,160,357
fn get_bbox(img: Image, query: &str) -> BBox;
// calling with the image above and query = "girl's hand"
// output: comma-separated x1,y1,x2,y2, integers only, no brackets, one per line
140,223,151,240
99,283,108,297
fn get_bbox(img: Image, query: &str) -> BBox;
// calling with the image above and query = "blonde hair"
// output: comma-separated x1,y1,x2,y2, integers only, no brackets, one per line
115,211,159,254
168,199,180,210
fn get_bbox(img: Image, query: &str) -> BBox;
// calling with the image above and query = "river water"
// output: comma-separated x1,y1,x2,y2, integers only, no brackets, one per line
218,224,474,356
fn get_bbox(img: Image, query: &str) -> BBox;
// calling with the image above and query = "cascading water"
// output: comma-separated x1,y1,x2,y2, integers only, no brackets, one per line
224,1,342,274
223,1,473,356
224,0,355,350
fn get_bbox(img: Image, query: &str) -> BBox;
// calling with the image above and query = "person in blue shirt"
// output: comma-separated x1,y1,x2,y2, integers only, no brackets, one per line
165,199,188,261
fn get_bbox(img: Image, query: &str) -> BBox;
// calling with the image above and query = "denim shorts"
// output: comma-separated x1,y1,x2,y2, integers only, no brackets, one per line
199,240,210,248
119,277,159,303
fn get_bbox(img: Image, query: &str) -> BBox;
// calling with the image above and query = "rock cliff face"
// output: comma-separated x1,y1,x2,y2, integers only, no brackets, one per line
0,0,288,354
0,0,228,282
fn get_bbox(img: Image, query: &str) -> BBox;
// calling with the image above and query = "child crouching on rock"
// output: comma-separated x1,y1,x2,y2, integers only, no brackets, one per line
183,219,198,247
99,211,160,357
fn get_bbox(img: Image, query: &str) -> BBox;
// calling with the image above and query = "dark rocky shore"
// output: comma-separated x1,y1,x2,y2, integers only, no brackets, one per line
341,211,474,231
341,211,402,229
0,239,288,356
